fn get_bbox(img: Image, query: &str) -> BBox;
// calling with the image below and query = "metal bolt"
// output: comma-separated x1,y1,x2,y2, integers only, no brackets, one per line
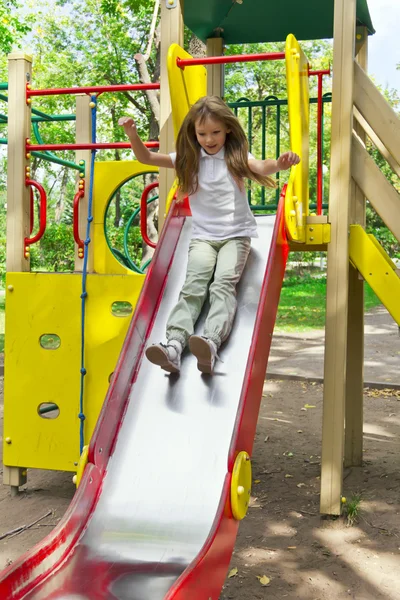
7,285,14,292
5,437,12,444
310,237,314,241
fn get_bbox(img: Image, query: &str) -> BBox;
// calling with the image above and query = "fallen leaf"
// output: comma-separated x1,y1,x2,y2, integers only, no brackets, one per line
228,567,238,578
285,474,293,478
254,479,261,484
257,575,271,586
304,404,316,409
297,430,303,433
297,483,306,488
264,435,270,442
300,407,307,411
287,546,297,550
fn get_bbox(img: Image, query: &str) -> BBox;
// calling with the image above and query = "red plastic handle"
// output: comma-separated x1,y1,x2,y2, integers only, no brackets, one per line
24,179,47,246
73,183,85,258
140,181,159,249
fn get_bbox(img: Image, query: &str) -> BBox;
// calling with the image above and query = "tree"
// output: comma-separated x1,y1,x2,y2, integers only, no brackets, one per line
0,0,30,54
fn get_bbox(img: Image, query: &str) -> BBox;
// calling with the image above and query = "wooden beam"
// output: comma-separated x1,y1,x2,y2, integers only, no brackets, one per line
206,37,224,97
158,0,184,230
352,134,400,241
320,0,356,516
354,60,400,167
345,27,368,469
6,53,32,272
75,95,93,272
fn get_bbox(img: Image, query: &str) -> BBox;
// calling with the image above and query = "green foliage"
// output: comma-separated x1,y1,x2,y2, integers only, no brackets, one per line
0,291,4,353
30,222,75,272
0,0,31,53
342,493,362,527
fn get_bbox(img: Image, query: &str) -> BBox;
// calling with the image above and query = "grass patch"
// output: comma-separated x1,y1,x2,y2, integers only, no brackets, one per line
0,291,4,353
276,274,381,332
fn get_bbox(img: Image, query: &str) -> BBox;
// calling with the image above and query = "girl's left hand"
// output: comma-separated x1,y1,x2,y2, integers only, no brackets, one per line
277,151,301,171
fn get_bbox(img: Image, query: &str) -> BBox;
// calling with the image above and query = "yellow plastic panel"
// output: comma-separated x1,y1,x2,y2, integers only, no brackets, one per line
93,160,158,275
349,225,400,325
3,272,144,472
167,43,207,138
285,34,310,243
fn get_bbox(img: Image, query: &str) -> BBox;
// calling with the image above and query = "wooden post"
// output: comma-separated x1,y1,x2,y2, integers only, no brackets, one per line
75,95,93,272
6,52,32,272
158,0,184,229
4,52,31,493
320,0,356,515
345,26,368,468
206,37,224,97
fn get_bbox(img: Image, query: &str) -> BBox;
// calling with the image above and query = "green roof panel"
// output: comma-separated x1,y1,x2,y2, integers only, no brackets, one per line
184,0,374,44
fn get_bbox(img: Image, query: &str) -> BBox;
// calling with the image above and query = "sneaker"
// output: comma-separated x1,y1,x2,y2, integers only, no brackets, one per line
189,336,218,374
145,340,182,373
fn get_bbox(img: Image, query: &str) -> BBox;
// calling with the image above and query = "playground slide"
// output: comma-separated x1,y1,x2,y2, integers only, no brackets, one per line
0,198,289,600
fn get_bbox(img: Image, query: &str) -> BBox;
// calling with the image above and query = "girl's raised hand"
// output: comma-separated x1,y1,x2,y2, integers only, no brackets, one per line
118,116,137,136
277,151,300,171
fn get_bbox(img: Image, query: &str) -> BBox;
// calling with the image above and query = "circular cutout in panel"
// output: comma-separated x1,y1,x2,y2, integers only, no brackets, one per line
38,403,60,419
104,172,159,273
40,334,61,350
108,372,114,383
111,301,133,317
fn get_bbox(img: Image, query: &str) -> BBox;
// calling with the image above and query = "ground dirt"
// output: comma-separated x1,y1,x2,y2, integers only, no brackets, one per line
0,374,399,599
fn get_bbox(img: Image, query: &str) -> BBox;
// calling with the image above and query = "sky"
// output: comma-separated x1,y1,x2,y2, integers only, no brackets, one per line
366,0,400,93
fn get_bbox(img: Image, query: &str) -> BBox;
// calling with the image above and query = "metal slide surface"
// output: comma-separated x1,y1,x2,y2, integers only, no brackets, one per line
0,209,288,600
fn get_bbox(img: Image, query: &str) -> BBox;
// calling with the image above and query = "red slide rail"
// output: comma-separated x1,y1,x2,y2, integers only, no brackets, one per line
177,51,285,69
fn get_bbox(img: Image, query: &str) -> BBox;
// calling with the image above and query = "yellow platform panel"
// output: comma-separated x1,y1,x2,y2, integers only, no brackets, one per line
285,34,310,243
3,271,144,472
349,225,400,325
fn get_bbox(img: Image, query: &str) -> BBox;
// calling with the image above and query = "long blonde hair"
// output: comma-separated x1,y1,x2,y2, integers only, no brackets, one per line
175,96,276,197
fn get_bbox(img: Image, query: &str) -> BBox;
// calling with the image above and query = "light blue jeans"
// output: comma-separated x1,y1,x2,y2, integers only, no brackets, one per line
166,237,251,348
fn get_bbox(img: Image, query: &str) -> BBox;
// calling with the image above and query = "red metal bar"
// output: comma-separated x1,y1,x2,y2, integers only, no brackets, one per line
24,179,47,247
177,52,285,69
29,187,34,235
73,184,85,258
26,141,159,151
140,181,159,249
308,69,331,76
316,73,323,215
27,82,160,98
308,67,330,215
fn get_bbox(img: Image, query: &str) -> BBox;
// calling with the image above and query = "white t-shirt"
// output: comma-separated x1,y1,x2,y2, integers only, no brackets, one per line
169,147,258,240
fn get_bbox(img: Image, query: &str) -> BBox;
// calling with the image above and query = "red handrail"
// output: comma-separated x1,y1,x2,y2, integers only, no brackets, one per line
27,82,160,98
26,141,159,152
29,186,34,235
24,179,47,247
177,52,285,69
308,68,331,215
140,182,159,249
73,183,85,259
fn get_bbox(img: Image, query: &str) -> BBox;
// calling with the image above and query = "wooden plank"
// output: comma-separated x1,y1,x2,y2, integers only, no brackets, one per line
345,27,368,469
75,95,93,272
354,60,400,167
352,135,400,241
158,0,184,229
206,37,224,97
354,106,400,179
320,0,356,516
6,53,32,272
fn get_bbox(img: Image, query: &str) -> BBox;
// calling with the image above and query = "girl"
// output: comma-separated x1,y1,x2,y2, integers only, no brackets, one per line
119,96,299,375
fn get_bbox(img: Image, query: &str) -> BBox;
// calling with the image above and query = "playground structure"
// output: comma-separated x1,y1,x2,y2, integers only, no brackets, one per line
0,0,399,598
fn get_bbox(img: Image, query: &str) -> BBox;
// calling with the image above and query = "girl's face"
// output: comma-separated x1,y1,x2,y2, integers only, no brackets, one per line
194,116,230,155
